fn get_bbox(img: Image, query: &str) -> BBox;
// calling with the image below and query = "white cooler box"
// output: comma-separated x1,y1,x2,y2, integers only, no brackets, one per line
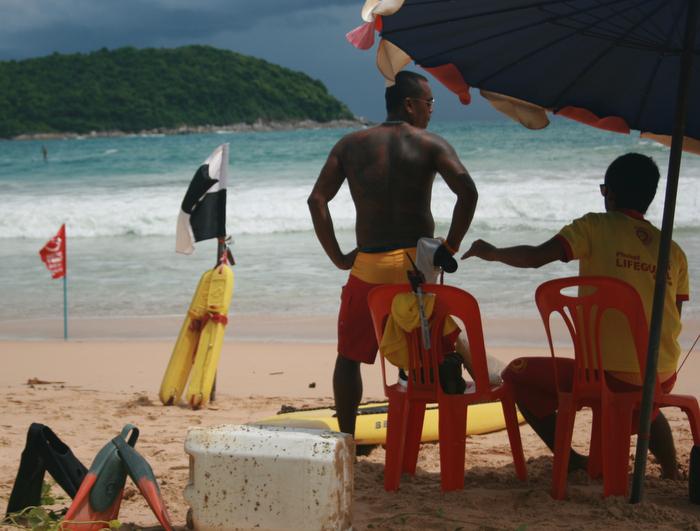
184,424,354,531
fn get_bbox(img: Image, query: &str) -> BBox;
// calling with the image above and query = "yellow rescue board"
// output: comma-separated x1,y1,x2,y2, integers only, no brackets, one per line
255,401,523,445
159,264,234,409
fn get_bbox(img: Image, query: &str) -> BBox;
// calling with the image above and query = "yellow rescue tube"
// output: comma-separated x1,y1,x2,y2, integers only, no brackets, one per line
254,401,524,445
187,264,234,409
159,264,234,408
159,269,212,405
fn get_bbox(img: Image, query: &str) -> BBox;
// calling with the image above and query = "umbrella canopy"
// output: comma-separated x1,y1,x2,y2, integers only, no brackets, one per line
350,0,700,153
349,0,699,503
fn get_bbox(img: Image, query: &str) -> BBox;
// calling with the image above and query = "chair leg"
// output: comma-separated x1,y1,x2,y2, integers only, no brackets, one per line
682,401,700,445
588,405,602,479
438,399,467,492
551,395,576,500
501,391,527,481
402,401,426,475
384,396,409,491
602,403,633,497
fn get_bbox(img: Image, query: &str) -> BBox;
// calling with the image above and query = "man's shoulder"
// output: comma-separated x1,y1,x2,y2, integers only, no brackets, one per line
577,211,636,225
329,128,370,155
336,128,365,141
335,125,382,145
397,127,455,155
413,127,448,144
335,124,452,152
573,211,648,232
557,212,606,239
566,211,604,226
338,124,440,142
671,238,688,263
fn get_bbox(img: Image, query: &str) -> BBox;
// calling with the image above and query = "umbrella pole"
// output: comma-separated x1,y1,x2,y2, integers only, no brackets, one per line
630,0,698,504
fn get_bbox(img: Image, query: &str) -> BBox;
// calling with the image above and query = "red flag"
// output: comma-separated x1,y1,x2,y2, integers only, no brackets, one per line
39,224,66,279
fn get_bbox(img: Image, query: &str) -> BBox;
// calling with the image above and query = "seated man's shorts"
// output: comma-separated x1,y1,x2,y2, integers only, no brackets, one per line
501,357,677,431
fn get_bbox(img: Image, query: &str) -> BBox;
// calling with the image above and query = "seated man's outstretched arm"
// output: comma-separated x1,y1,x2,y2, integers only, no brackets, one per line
461,236,567,268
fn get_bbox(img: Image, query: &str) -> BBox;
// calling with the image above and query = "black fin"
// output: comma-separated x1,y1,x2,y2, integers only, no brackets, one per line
6,424,87,515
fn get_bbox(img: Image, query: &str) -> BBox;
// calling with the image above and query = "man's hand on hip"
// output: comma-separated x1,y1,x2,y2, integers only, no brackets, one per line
335,249,358,270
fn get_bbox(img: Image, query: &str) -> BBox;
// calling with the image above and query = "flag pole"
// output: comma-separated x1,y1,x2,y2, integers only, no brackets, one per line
63,224,68,340
63,273,68,340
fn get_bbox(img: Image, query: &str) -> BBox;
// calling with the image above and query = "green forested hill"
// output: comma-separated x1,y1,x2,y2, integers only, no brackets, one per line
0,45,354,138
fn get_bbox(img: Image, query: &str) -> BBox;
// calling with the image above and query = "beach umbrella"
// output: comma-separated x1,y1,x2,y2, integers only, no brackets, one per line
349,0,699,502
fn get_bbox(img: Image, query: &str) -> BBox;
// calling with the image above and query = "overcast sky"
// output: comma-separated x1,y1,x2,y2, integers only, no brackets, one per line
0,0,501,122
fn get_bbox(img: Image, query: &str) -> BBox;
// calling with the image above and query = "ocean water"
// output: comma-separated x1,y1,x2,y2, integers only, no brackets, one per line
1,119,699,329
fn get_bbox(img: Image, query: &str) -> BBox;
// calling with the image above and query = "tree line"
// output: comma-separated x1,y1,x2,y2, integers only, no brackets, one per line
0,45,354,138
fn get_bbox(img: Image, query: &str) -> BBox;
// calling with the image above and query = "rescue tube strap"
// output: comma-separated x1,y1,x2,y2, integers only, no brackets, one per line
189,312,229,331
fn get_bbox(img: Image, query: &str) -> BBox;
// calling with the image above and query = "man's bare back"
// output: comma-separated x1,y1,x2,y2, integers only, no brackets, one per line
308,118,475,269
335,122,442,249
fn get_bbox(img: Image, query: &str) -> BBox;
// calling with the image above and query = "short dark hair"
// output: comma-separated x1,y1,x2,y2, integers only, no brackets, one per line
385,71,429,113
604,153,660,213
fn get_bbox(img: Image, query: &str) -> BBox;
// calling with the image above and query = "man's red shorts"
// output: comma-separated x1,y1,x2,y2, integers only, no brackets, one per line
338,274,460,364
338,275,382,364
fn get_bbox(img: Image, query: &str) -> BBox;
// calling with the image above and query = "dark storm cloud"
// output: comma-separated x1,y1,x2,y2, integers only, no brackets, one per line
0,0,356,58
0,0,498,120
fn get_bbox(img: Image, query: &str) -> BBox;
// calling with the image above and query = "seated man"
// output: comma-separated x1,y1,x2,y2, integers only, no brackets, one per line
461,153,689,479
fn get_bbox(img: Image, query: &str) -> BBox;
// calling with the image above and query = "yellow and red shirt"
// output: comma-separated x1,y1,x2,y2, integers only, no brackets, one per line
556,210,689,373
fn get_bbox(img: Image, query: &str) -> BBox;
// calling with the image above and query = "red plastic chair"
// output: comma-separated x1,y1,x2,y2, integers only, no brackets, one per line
367,283,527,492
535,276,700,499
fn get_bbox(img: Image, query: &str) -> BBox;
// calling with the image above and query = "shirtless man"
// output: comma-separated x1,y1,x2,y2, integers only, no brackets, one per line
307,71,478,437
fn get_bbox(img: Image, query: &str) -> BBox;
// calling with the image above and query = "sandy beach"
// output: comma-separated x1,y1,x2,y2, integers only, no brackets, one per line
2,3,700,528
1,315,699,530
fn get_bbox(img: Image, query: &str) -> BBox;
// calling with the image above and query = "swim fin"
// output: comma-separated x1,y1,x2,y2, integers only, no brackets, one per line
112,436,173,531
5,423,87,516
62,425,139,531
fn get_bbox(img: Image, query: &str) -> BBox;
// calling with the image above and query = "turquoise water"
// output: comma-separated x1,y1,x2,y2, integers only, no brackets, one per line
1,118,699,325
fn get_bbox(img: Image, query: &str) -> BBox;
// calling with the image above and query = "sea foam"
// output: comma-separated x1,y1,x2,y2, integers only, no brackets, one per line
4,168,700,239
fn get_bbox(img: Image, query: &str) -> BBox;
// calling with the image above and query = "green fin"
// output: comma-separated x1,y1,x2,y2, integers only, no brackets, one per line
86,425,138,512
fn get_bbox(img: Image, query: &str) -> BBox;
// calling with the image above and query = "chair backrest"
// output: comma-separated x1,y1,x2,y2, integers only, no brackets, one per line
534,276,649,394
367,283,492,400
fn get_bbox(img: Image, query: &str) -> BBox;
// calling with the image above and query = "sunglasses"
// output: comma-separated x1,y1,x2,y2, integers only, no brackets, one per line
408,97,435,109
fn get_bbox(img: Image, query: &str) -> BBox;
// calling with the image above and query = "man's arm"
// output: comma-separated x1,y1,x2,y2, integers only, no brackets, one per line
434,138,478,254
307,145,357,270
461,236,567,268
